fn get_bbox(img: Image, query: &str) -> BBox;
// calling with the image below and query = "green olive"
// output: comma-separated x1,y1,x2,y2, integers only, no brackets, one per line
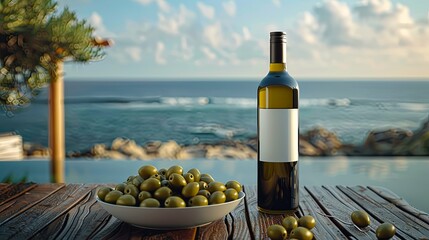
225,180,242,192
150,174,161,181
208,181,226,193
267,224,287,240
131,177,143,188
140,198,160,207
164,196,186,208
116,194,136,206
290,227,313,240
138,165,158,179
351,210,370,228
182,182,200,198
376,223,396,240
140,178,161,192
188,195,208,207
199,181,208,190
138,191,152,202
168,173,187,189
158,168,167,176
126,175,135,182
154,186,173,202
115,183,127,193
166,165,183,178
183,173,195,183
104,190,123,204
298,215,316,230
209,191,226,205
282,216,298,232
224,188,239,202
200,173,215,184
124,184,139,198
197,189,211,199
187,168,201,182
97,187,112,201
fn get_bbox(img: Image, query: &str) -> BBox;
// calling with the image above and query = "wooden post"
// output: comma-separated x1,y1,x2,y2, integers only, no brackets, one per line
49,61,65,183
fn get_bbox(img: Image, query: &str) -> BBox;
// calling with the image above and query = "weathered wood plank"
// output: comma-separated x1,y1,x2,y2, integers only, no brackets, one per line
369,186,429,225
0,183,10,191
196,219,229,240
0,184,96,239
299,187,348,239
30,187,112,240
0,183,37,205
229,185,253,240
244,186,284,240
339,185,429,239
0,184,64,224
306,186,378,240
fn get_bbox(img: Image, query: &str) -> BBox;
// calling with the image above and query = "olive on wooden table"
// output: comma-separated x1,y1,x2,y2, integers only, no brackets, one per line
164,196,186,208
225,180,242,193
209,191,226,205
267,224,287,240
182,182,200,198
116,195,136,206
138,165,158,179
104,190,123,204
282,216,298,232
351,210,370,228
187,168,201,182
124,184,139,198
140,198,161,208
224,188,238,202
199,181,208,190
188,195,208,207
376,223,396,240
140,178,161,192
208,181,226,193
131,176,143,188
97,187,112,201
290,227,313,240
161,179,170,187
138,191,152,202
298,215,316,230
158,168,167,176
150,174,161,181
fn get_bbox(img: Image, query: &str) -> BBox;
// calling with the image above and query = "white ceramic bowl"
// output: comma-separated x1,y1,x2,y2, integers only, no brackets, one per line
96,192,245,229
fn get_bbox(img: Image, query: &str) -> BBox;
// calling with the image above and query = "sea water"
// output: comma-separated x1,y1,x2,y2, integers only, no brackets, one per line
1,80,429,152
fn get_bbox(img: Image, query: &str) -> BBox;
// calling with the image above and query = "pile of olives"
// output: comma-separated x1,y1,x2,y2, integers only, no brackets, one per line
267,215,315,240
97,165,243,208
267,210,396,240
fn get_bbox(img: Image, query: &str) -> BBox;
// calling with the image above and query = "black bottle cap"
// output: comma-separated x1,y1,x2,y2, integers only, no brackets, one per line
270,32,286,63
270,32,287,43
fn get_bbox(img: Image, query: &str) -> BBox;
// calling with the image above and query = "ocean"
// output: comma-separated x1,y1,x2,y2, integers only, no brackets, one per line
1,80,429,152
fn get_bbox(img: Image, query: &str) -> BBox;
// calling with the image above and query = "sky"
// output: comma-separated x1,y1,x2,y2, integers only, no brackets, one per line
58,0,429,80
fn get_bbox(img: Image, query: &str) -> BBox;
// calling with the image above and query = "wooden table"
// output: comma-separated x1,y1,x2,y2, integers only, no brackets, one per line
0,183,428,239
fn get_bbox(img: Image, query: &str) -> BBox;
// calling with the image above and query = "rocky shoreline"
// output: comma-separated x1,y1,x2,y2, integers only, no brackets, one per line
24,116,429,160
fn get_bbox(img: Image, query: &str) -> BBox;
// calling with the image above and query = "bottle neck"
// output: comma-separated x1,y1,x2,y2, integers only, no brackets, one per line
269,41,287,72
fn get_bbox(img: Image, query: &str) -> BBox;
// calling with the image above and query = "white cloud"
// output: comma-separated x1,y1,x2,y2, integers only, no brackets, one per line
197,2,215,19
124,47,142,61
203,22,223,49
158,4,194,35
223,1,236,16
89,12,115,37
201,47,217,60
273,0,281,7
242,27,251,41
134,0,170,12
155,42,166,64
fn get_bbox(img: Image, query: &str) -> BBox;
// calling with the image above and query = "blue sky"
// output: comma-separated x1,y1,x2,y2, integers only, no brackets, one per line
59,0,429,79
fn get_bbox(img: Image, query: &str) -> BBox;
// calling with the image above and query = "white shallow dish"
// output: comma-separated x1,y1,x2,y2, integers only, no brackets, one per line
96,192,245,230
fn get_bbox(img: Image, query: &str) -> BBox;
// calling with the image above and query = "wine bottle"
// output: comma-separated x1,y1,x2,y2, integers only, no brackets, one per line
257,31,299,214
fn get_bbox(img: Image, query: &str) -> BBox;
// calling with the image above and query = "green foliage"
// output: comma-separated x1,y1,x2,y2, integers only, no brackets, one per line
1,173,28,183
0,0,104,112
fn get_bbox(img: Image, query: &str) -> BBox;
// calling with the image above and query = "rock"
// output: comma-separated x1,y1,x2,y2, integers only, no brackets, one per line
120,140,148,159
205,144,253,160
176,145,207,160
302,127,343,155
394,116,429,155
24,143,50,158
91,144,106,156
144,141,162,154
91,143,127,159
364,128,413,155
158,141,181,159
299,138,322,156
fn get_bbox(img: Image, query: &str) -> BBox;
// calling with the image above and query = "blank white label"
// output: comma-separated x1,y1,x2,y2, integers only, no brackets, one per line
259,109,298,162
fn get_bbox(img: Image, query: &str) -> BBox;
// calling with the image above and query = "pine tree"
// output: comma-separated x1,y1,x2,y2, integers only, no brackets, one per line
0,0,104,114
